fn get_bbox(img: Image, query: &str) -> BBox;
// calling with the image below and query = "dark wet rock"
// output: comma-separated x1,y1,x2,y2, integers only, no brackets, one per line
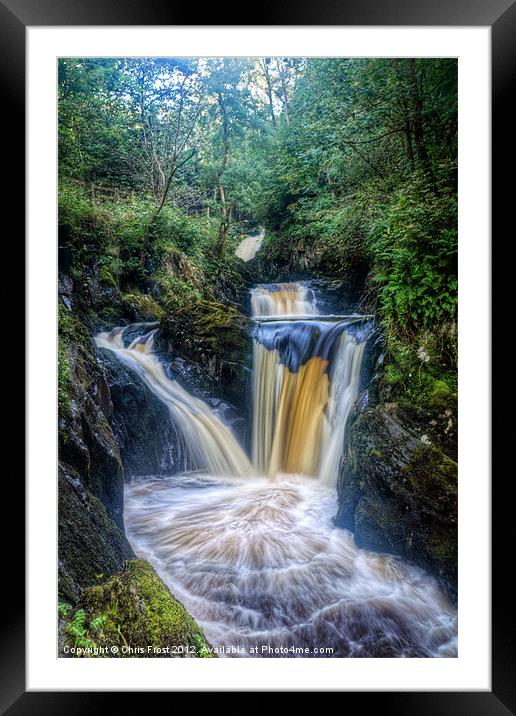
58,463,133,604
59,333,124,526
58,300,132,601
335,404,457,602
99,348,183,478
58,272,74,311
118,322,159,348
250,241,370,313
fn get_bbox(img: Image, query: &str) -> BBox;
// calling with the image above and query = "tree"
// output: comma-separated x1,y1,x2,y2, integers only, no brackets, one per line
125,59,205,265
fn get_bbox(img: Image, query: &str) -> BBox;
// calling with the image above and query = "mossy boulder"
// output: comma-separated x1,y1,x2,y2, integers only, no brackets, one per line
336,404,457,601
121,292,165,322
67,560,214,657
157,299,252,410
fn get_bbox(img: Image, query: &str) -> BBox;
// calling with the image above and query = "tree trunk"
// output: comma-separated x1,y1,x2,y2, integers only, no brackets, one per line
394,60,415,170
407,59,432,178
217,184,229,251
140,147,196,267
262,59,276,128
404,122,415,169
276,59,290,126
215,93,231,254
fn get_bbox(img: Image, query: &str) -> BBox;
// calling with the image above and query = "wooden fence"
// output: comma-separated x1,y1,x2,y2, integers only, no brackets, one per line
68,178,136,203
66,178,246,221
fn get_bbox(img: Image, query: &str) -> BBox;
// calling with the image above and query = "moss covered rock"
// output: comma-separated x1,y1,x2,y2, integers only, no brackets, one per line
68,560,214,657
59,464,133,604
335,404,457,601
121,292,165,322
157,299,252,409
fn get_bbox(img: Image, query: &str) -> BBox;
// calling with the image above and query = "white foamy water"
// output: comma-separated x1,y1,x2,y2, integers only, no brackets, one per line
236,227,265,262
125,473,458,658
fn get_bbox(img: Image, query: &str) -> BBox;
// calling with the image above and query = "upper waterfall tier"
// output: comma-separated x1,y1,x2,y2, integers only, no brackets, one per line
251,282,318,318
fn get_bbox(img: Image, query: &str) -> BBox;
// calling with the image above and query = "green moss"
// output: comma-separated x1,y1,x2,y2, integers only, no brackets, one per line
58,339,72,416
157,272,204,311
121,292,165,321
426,529,455,561
164,299,250,359
95,302,126,326
192,300,248,339
58,303,91,416
403,445,457,504
59,302,91,348
427,378,453,409
69,560,214,657
384,364,403,386
380,327,457,414
99,268,117,288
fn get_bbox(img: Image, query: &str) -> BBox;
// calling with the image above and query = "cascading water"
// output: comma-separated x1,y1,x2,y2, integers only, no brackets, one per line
251,283,369,483
94,327,252,477
98,283,457,658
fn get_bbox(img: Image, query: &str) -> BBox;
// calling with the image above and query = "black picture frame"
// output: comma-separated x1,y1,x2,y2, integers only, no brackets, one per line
5,0,513,710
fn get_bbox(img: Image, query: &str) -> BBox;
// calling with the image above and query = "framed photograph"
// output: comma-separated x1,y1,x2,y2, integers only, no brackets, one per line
5,0,511,708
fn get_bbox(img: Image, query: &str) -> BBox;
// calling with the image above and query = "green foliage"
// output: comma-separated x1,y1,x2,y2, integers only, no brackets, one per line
151,207,220,265
381,328,457,409
75,560,214,658
58,601,72,618
98,254,123,287
370,171,457,331
157,273,203,312
60,606,107,653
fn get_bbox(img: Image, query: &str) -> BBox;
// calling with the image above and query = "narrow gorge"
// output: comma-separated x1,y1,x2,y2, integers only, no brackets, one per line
80,281,456,658
57,56,458,660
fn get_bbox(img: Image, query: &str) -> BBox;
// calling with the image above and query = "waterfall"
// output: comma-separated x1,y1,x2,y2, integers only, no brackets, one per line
96,282,369,485
251,282,317,318
100,286,456,658
251,283,370,484
94,327,252,477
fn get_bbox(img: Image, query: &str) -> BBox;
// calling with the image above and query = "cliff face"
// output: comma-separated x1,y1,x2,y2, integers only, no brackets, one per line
58,290,133,603
335,402,457,602
58,261,253,607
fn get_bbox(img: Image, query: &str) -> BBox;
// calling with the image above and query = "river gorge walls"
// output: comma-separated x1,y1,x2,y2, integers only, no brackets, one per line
335,403,458,602
58,299,133,603
58,276,212,656
247,239,458,600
